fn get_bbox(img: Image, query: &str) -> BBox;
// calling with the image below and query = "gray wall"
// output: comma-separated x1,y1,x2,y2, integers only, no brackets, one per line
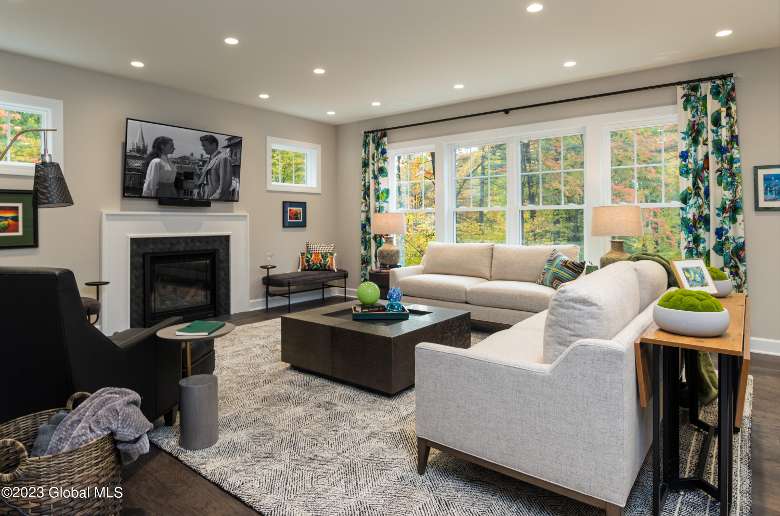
0,50,337,301
336,48,780,343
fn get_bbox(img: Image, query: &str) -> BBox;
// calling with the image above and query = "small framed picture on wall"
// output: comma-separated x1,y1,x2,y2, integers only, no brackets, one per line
0,189,38,249
282,201,307,228
755,165,780,211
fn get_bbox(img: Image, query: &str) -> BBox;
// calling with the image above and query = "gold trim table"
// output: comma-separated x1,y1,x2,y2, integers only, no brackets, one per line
156,322,235,377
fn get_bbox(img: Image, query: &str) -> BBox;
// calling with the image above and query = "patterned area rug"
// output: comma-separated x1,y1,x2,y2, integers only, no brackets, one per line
150,319,752,515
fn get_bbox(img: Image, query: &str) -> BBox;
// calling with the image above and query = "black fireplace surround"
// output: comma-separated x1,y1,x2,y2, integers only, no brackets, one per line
130,236,230,327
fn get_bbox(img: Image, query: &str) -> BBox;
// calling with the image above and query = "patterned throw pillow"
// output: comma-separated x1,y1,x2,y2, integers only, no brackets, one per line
305,241,336,253
536,250,585,289
299,251,337,271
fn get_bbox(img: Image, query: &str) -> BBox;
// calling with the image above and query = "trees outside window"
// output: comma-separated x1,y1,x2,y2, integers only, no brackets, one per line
390,151,435,265
454,143,507,243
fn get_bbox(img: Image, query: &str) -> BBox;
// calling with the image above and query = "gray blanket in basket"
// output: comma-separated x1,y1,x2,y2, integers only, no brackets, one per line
45,387,153,465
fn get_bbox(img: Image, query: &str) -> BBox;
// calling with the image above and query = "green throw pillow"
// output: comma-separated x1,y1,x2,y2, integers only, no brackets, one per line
536,250,585,289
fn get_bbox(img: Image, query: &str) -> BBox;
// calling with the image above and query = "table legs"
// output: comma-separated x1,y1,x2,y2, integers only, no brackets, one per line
719,354,735,515
652,345,663,515
183,341,193,378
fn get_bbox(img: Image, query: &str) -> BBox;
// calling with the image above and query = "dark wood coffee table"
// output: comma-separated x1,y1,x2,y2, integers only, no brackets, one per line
281,301,470,394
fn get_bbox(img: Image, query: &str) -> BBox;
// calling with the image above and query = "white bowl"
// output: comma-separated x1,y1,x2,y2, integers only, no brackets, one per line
713,279,733,298
653,304,730,337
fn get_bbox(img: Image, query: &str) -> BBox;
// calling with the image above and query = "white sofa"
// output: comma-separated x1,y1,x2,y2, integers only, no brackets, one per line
390,242,580,326
415,260,668,515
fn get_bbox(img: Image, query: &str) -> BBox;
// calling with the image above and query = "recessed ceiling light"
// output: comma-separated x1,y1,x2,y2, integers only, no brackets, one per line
326,111,336,116
563,60,577,68
313,68,326,75
371,101,381,107
224,37,239,45
526,3,543,13
453,83,465,89
258,93,270,99
715,29,733,38
130,60,144,68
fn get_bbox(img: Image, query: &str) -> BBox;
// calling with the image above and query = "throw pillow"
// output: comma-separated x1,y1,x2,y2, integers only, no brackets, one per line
299,251,337,271
536,250,585,289
305,241,336,253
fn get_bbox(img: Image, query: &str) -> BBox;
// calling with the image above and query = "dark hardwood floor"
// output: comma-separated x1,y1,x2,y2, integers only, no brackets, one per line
121,297,780,515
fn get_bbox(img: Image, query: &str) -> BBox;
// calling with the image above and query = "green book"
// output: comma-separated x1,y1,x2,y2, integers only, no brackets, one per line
175,320,225,337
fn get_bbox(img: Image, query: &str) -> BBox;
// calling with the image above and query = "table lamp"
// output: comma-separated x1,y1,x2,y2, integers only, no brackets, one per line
371,212,405,269
591,205,642,268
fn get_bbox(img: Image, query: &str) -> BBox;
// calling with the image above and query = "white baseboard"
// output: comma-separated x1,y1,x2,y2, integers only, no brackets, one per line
247,287,349,312
751,337,780,356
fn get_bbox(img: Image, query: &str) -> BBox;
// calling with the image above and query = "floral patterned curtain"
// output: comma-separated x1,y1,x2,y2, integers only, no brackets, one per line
678,77,747,292
359,131,389,281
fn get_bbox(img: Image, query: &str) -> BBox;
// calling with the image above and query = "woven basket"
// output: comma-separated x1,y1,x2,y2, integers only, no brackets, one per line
0,393,122,515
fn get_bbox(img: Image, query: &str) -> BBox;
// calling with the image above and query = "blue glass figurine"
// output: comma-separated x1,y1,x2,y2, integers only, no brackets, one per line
386,287,404,312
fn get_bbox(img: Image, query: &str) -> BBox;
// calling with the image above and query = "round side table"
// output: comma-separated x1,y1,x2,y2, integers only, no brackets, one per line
156,322,235,377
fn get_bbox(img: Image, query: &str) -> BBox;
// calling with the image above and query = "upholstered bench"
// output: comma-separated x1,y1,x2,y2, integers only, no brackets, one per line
262,270,348,312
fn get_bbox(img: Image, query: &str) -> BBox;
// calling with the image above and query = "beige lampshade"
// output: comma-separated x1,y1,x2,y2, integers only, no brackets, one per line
591,205,643,237
372,212,405,235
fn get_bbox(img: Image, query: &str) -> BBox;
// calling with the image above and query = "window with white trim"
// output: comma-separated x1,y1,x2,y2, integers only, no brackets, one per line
388,149,435,265
454,143,507,243
0,90,62,176
519,134,585,256
608,122,681,259
266,137,321,193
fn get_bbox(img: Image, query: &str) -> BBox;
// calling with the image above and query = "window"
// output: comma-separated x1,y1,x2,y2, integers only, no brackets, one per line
0,89,62,176
609,123,681,259
454,143,507,243
266,137,321,193
389,150,436,265
520,134,585,254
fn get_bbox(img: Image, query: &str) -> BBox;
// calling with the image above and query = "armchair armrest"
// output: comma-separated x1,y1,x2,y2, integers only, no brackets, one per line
389,265,424,288
111,316,183,351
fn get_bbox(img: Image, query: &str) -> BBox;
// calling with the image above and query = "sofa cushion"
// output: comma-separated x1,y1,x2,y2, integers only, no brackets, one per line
491,244,579,282
542,261,640,363
470,311,547,363
632,260,668,310
423,242,494,279
399,274,487,303
466,281,555,313
536,250,585,289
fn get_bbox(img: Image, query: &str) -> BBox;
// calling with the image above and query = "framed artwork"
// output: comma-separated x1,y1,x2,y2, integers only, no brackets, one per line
0,189,38,249
282,201,307,228
671,259,717,294
754,165,780,211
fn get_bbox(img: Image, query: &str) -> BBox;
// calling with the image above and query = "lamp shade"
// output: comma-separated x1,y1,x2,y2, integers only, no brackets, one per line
34,161,73,208
591,205,642,236
371,212,405,235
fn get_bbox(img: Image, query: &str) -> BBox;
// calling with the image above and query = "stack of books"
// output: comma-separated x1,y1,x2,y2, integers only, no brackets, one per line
351,304,409,321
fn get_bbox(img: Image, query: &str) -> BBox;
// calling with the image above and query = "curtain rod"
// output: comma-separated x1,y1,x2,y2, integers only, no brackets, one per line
363,73,734,135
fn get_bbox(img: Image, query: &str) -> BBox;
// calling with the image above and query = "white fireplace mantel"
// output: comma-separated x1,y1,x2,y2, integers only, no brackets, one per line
100,210,250,334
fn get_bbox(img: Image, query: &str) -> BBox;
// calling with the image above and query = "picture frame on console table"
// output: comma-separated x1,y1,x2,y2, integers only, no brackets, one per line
282,201,307,228
0,189,38,249
754,165,780,211
671,259,717,294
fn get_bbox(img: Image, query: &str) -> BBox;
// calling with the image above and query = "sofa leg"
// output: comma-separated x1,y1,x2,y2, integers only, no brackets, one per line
163,407,177,426
417,437,430,475
605,503,623,516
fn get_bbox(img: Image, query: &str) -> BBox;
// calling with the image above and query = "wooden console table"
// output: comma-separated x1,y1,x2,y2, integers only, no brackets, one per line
635,293,749,516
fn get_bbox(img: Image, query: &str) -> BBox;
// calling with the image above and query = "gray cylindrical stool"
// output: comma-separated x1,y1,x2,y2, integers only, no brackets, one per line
179,374,219,450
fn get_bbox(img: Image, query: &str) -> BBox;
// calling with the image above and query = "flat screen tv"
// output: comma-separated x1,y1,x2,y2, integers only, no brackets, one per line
123,118,242,202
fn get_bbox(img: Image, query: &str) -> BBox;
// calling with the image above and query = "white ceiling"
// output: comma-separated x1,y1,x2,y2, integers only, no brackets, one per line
0,0,778,124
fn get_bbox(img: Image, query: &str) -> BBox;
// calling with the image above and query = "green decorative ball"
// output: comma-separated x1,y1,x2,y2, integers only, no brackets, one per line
658,289,724,312
707,266,728,281
357,281,381,306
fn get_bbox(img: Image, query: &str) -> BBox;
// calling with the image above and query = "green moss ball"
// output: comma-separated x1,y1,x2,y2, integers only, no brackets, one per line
658,289,724,312
707,266,728,281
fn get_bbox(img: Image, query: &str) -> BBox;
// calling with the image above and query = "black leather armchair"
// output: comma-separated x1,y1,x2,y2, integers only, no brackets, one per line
0,267,182,425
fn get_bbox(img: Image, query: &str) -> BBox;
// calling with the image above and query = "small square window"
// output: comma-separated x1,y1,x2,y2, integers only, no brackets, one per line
266,137,321,193
0,90,62,177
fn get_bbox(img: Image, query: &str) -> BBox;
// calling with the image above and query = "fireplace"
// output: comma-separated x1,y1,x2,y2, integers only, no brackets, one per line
129,235,231,328
144,250,217,326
